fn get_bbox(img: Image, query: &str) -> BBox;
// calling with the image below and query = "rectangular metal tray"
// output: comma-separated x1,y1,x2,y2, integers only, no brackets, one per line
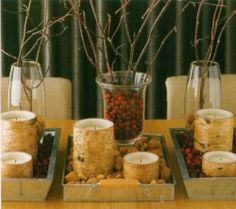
62,133,176,201
2,128,60,201
170,128,236,200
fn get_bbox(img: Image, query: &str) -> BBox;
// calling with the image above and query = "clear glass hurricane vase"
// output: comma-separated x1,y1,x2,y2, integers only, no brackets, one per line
184,60,222,130
8,60,46,137
96,71,152,145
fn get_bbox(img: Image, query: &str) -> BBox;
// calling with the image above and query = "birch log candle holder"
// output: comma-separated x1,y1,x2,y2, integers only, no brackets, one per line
123,152,159,183
1,111,39,163
73,118,116,178
202,151,236,177
2,152,33,178
194,108,234,153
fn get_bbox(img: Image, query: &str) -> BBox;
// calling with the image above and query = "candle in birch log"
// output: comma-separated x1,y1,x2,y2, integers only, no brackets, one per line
194,108,234,152
73,118,115,178
123,152,159,183
1,111,39,163
202,151,236,177
2,152,33,178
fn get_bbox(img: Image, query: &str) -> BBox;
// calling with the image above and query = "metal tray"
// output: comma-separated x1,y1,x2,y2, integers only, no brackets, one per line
62,133,176,201
170,128,236,200
2,128,60,201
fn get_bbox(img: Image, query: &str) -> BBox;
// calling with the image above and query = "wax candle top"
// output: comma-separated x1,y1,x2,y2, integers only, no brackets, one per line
124,152,159,165
2,152,32,165
1,110,36,121
203,151,236,164
196,108,233,119
74,118,113,130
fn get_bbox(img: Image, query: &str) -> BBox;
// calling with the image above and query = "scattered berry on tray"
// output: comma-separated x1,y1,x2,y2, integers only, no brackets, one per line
34,133,54,178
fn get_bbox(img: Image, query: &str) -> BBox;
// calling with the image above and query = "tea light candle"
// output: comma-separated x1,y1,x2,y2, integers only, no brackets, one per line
202,151,236,177
123,152,159,183
194,108,234,152
73,118,115,177
2,152,33,178
1,110,39,163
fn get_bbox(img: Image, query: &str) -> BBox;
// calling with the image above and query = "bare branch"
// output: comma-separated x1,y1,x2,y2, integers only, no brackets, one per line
89,0,111,78
134,0,172,71
212,10,236,61
205,0,224,63
82,11,98,67
128,0,161,71
120,0,132,44
110,14,124,41
194,0,205,63
17,0,32,65
1,49,18,60
147,0,193,76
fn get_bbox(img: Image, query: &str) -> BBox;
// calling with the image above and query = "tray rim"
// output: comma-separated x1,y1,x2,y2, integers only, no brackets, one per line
62,132,176,187
2,128,61,182
170,127,236,181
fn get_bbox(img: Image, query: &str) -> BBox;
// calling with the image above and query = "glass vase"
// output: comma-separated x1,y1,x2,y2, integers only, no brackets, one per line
184,60,222,131
96,71,152,145
8,60,46,138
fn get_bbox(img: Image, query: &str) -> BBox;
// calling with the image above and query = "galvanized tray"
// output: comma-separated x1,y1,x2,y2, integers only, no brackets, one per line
62,133,176,201
170,128,236,200
2,128,60,201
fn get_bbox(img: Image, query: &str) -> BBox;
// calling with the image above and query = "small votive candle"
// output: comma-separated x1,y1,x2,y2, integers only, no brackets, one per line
194,108,234,152
202,151,236,177
123,152,159,183
2,152,33,178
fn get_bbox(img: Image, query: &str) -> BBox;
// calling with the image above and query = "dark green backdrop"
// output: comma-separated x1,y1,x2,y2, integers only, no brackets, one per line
1,0,236,119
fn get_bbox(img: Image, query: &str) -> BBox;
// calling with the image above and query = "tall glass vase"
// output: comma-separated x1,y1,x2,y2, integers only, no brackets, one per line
184,60,222,131
8,60,46,138
96,71,152,145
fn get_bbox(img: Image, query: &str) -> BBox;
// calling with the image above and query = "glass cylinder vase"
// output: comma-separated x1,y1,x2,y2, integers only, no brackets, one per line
184,60,222,130
8,60,46,138
96,71,152,145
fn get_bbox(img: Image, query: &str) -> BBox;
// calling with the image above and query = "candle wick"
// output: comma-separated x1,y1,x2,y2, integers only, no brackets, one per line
220,156,222,161
14,159,17,163
94,126,96,131
140,159,143,163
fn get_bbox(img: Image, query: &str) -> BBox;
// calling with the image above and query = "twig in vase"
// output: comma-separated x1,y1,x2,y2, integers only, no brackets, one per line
211,10,236,62
205,0,224,64
17,0,32,66
146,0,194,77
193,0,235,64
68,0,187,85
194,0,205,64
2,0,71,111
193,0,236,108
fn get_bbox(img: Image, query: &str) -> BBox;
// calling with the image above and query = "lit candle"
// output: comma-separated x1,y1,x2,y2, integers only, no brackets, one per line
202,151,236,177
1,111,39,163
194,108,234,152
2,152,33,178
73,118,115,177
123,152,159,183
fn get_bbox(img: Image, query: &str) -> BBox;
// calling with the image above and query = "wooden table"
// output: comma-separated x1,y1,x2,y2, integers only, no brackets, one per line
2,119,236,209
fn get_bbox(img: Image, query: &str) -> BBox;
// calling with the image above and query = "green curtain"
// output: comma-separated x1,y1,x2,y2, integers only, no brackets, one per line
1,0,236,119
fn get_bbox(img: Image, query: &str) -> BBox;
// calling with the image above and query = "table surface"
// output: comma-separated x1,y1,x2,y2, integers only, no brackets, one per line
2,119,236,209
